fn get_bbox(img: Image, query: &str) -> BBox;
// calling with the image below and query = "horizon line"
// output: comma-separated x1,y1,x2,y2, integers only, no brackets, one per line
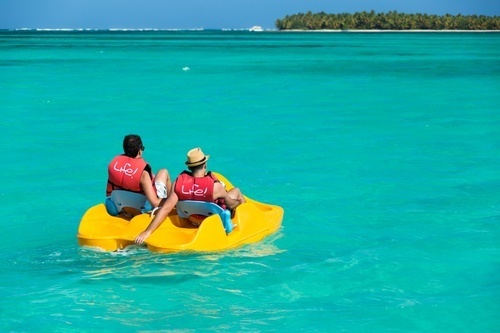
1,28,499,33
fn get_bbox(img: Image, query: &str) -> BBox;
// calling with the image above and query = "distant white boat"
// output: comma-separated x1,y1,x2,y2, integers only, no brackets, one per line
249,26,263,32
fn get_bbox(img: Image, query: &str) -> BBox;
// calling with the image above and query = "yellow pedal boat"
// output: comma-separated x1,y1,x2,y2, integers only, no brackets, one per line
77,173,284,253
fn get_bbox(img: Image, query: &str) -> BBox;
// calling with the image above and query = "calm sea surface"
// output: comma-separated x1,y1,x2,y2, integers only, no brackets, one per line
0,30,499,332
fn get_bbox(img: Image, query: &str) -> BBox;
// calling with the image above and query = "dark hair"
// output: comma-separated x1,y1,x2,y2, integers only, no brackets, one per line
123,134,143,157
188,163,205,172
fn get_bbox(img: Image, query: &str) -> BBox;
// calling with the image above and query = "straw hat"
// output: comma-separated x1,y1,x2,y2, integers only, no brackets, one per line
185,147,210,167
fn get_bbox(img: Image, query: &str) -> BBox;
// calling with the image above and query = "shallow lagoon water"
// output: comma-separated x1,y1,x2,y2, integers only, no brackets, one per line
0,30,499,332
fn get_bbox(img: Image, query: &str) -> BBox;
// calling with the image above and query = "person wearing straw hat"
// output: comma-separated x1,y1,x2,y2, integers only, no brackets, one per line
135,147,245,244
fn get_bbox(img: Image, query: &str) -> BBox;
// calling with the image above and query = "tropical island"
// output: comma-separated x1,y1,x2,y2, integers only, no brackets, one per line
275,11,499,30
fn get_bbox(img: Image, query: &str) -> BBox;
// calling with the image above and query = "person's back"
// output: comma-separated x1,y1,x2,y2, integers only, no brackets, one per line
105,134,172,216
175,148,245,211
107,154,150,195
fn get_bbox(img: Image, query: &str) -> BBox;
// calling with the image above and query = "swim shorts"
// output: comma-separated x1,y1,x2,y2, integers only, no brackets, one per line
155,181,168,199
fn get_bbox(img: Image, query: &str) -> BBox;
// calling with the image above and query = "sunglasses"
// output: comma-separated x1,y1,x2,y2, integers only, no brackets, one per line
141,145,145,151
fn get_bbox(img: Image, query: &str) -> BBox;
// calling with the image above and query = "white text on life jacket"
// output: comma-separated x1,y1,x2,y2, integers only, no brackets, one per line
181,184,207,197
113,162,138,177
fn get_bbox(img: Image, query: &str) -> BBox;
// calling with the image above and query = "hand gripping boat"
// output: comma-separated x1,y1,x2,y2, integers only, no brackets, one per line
77,173,284,253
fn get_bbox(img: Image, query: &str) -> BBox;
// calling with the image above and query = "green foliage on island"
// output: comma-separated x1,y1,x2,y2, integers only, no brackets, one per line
275,11,500,30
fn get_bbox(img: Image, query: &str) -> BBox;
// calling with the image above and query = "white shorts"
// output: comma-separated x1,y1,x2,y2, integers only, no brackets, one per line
155,181,168,199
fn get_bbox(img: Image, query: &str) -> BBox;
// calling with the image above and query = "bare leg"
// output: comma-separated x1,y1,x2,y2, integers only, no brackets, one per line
155,168,173,197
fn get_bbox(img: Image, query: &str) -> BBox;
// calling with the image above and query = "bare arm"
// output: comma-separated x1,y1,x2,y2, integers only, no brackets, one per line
134,188,179,244
213,182,245,211
141,170,162,207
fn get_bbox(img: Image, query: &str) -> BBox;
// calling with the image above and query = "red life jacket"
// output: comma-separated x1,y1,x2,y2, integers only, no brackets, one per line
174,171,216,202
175,171,227,209
106,155,152,196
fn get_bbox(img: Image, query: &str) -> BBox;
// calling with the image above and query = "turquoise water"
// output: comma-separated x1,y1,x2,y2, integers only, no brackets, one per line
1,30,499,332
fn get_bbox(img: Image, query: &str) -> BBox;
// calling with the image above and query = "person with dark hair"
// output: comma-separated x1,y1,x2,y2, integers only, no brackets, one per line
106,134,172,215
134,147,245,244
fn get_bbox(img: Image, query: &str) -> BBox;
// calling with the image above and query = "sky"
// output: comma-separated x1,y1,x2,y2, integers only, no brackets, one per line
1,0,499,30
